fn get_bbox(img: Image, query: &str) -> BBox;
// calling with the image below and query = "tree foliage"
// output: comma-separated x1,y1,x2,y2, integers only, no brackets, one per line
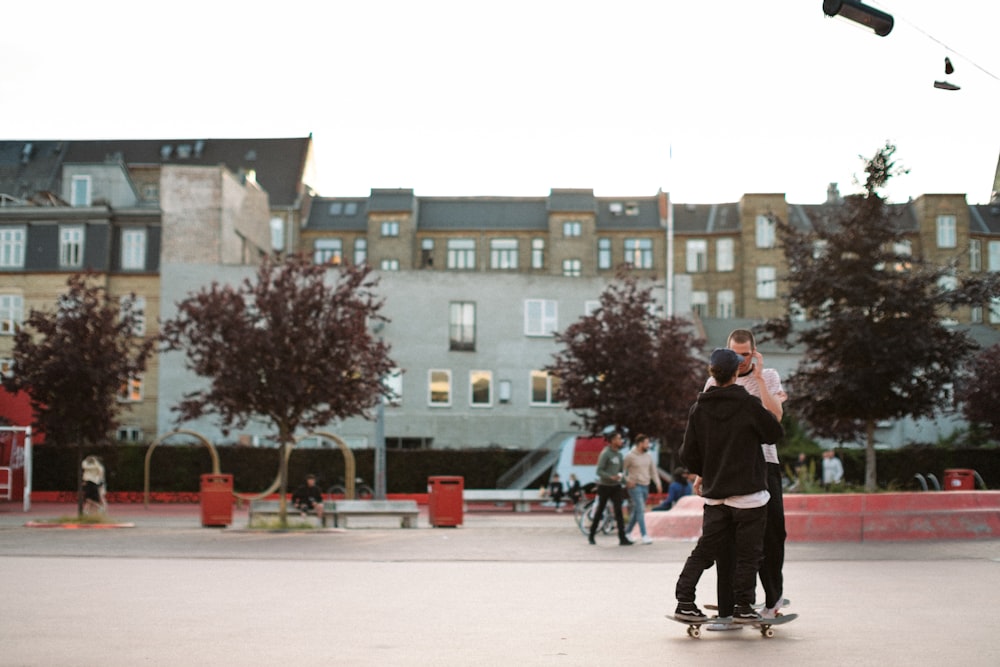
2,273,154,514
761,143,996,490
545,269,705,463
955,344,1000,442
161,255,395,523
2,273,154,448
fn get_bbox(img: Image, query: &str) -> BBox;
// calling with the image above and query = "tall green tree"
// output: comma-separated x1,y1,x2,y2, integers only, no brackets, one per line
762,143,997,490
545,269,705,466
161,255,395,525
2,273,155,515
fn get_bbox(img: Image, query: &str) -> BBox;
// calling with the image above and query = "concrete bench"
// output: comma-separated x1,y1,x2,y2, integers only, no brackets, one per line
330,500,419,528
462,489,550,512
248,500,336,527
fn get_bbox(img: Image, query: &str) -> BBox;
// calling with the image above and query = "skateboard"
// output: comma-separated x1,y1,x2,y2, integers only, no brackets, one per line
667,613,798,638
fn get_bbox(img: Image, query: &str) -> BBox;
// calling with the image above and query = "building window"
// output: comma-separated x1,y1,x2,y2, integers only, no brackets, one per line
0,294,23,334
691,291,708,318
0,227,26,268
381,220,400,237
756,266,777,299
313,238,343,265
470,370,493,406
624,238,653,269
121,229,146,270
447,239,476,270
118,377,143,402
1,358,14,378
498,379,512,403
121,295,146,337
428,369,452,406
584,300,600,316
531,238,544,269
354,238,367,265
117,426,143,442
421,238,434,268
70,175,91,207
990,297,1000,324
490,239,518,270
524,299,557,336
270,216,284,252
344,202,358,216
990,241,1000,272
380,259,399,271
969,239,982,272
563,221,582,237
449,301,475,351
716,238,734,272
597,238,611,269
60,225,84,267
562,259,581,277
686,240,707,273
755,215,776,248
717,290,735,318
936,215,957,248
530,370,561,405
971,306,983,323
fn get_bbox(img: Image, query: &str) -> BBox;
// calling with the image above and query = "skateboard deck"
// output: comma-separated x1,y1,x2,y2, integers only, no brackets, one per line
667,613,797,638
705,598,790,611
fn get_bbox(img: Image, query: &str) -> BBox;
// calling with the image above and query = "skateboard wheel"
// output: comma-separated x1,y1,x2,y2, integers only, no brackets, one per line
762,627,774,638
688,626,701,638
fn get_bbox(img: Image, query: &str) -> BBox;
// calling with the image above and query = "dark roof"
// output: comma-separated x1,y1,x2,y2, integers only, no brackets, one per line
305,198,369,231
0,137,312,207
970,204,1000,234
368,189,416,213
672,203,740,234
548,189,596,213
792,202,919,233
418,198,548,231
0,141,68,201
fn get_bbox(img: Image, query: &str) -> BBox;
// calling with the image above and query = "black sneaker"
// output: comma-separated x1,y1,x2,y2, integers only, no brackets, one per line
674,602,707,622
733,604,763,623
588,535,596,545
619,538,634,546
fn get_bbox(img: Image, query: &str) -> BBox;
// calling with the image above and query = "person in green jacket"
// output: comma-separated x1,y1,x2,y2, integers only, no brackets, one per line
588,429,633,546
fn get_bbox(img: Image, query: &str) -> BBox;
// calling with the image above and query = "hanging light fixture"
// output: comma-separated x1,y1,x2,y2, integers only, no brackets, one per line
822,0,894,37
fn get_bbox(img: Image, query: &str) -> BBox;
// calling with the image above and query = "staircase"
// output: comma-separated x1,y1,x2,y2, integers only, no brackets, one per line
496,431,579,489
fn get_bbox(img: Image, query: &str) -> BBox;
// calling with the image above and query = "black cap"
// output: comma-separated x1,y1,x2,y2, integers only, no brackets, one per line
709,348,742,379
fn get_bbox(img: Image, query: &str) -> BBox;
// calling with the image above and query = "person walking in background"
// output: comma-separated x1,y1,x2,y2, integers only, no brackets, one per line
673,349,785,623
622,434,663,544
822,449,844,486
81,455,106,515
653,467,693,511
705,328,789,627
588,429,632,546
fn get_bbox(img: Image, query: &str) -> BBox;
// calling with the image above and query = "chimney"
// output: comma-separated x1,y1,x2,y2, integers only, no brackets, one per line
826,183,841,204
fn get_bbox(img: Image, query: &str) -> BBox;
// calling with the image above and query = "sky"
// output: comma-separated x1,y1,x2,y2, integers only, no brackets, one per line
4,1,1000,205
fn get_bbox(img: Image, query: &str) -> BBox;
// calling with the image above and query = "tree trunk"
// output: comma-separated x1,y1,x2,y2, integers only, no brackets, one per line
278,429,290,529
864,419,877,492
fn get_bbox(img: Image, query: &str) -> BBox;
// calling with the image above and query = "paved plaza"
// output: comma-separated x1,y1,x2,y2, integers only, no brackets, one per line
2,502,999,666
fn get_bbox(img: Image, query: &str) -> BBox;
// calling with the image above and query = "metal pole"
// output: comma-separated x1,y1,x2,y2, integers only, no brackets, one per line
374,396,386,499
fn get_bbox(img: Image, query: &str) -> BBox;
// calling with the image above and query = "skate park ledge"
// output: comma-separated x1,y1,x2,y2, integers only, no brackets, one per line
643,491,1000,542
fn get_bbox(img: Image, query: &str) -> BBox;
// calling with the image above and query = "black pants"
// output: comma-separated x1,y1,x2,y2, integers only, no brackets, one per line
675,503,766,607
716,463,785,614
589,484,627,541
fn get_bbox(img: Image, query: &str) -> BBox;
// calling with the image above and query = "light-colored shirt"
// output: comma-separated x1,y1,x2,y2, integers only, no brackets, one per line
623,448,659,488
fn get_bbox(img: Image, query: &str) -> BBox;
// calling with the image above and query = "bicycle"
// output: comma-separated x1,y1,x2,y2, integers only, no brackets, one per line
574,491,630,537
326,476,374,500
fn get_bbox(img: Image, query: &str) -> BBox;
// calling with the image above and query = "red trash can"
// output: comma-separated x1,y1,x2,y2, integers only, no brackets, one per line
943,469,975,491
428,476,464,527
200,474,234,527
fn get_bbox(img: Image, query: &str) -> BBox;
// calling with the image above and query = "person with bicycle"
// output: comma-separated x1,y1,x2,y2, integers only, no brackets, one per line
587,429,633,546
291,474,325,522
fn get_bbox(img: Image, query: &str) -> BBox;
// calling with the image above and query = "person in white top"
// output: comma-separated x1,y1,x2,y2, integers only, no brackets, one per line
701,329,788,623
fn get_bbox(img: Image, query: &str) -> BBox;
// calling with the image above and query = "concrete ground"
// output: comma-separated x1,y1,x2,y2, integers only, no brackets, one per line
2,502,999,667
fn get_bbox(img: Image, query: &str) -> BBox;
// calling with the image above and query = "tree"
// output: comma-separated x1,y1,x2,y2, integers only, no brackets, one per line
761,143,996,490
2,273,154,515
545,269,705,466
955,344,1000,443
161,255,395,525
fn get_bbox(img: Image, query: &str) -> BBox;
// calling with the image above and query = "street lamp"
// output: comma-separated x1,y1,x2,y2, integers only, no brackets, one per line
823,0,894,37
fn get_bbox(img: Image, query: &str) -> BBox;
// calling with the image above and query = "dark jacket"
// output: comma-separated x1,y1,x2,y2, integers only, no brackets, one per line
679,383,784,500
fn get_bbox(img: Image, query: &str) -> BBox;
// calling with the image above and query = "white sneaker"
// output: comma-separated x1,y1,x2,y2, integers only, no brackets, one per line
641,535,653,544
705,617,743,632
761,598,789,619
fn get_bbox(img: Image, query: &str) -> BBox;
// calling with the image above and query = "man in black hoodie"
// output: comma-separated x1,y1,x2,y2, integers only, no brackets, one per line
672,348,784,624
